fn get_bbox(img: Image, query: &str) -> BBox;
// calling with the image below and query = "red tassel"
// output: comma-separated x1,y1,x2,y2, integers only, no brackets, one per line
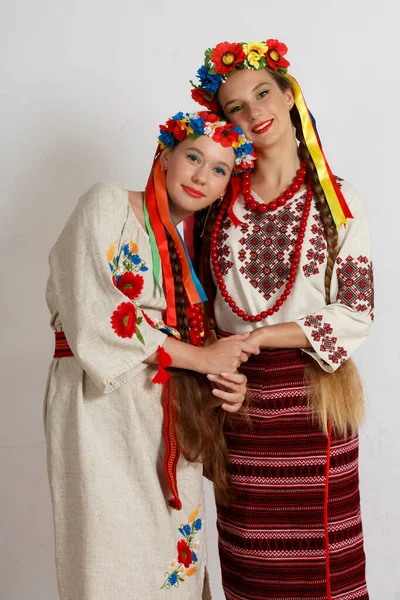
161,378,182,510
152,345,173,384
168,497,183,511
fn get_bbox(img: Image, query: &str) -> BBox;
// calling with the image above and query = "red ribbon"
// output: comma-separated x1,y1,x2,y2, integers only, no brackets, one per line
145,165,177,326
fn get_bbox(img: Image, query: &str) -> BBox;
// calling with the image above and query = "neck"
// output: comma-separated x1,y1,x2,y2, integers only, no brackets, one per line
252,132,300,189
169,208,190,225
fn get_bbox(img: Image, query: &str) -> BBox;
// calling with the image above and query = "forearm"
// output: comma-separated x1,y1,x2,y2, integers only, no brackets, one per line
249,322,311,349
144,336,205,372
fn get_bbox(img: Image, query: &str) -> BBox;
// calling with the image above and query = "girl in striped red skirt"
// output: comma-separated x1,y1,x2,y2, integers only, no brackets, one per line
189,39,372,599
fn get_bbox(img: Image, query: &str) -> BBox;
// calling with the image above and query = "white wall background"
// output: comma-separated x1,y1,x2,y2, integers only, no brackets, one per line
1,1,399,598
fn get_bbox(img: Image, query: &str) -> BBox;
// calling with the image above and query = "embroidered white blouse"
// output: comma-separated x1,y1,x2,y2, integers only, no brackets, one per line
213,180,374,372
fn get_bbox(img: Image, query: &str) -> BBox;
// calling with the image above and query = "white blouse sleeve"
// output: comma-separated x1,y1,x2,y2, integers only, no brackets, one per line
46,183,167,393
296,186,374,372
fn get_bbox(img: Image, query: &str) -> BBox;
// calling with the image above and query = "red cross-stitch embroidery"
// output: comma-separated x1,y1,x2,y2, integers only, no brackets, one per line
219,194,307,302
336,255,374,321
216,218,234,276
303,315,348,365
303,213,327,278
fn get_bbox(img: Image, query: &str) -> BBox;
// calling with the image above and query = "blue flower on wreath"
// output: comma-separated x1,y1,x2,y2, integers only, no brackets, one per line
236,142,254,158
196,66,223,93
171,111,184,121
131,254,141,265
190,116,205,135
194,518,202,531
168,573,178,586
159,129,174,149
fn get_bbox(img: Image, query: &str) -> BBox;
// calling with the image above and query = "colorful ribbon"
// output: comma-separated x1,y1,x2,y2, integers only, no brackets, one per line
286,74,353,228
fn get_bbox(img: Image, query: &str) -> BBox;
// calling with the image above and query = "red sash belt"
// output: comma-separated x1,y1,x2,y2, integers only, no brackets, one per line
54,331,74,358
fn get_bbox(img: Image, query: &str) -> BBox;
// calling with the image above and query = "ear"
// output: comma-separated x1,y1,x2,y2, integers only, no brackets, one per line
160,148,170,171
285,87,295,110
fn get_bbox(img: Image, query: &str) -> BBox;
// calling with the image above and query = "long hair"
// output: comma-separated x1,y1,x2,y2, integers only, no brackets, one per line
164,228,231,504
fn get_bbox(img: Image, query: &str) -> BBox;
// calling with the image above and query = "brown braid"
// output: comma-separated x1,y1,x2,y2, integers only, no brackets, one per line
290,106,338,303
164,227,231,504
166,231,190,342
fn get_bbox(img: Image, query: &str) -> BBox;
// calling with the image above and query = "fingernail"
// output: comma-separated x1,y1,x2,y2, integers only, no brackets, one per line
207,374,216,379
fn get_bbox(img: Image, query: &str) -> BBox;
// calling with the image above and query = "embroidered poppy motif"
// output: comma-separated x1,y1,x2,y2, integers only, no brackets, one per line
160,506,203,590
107,239,148,344
110,302,145,343
116,272,144,300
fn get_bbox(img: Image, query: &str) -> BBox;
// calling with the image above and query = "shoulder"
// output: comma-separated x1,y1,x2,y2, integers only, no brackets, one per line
77,181,128,215
72,182,130,231
334,177,367,220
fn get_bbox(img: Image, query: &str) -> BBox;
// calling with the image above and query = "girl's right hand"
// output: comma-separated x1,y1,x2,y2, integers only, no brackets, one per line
199,333,260,375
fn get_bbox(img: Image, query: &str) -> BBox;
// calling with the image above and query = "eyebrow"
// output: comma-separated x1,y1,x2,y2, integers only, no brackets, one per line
185,146,232,172
223,82,271,109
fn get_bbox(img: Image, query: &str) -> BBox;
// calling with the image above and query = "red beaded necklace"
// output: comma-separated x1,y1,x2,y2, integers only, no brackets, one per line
241,162,307,213
186,302,205,346
210,171,313,323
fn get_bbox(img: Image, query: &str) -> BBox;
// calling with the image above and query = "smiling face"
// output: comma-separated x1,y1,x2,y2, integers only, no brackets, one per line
218,68,295,152
161,134,235,223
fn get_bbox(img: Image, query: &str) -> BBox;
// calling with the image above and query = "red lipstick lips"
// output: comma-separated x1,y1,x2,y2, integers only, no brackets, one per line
251,120,273,135
181,185,205,198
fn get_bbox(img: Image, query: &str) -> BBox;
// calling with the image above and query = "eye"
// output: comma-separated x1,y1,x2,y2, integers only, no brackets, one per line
229,104,243,114
187,153,200,163
213,167,227,176
257,89,270,99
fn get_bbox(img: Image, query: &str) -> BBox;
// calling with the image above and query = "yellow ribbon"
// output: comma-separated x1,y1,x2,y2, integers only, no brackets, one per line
286,74,351,228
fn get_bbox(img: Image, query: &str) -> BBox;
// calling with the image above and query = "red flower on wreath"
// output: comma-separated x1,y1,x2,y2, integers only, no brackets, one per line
111,302,137,338
198,110,219,123
211,42,246,75
116,272,144,300
191,88,219,112
177,539,193,568
265,39,290,71
160,121,186,141
212,125,239,147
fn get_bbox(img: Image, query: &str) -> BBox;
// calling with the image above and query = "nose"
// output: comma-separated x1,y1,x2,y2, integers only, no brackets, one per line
248,102,263,122
191,166,207,186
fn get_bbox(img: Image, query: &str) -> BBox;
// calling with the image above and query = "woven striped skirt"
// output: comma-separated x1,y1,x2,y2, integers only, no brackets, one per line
217,347,368,600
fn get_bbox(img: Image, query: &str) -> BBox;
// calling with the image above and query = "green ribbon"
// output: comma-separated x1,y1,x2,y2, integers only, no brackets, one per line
143,195,163,296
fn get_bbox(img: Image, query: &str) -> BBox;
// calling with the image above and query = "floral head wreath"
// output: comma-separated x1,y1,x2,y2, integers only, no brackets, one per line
157,110,256,174
190,40,353,228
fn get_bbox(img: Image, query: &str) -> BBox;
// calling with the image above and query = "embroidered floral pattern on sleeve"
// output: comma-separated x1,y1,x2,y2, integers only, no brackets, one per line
107,240,149,343
161,506,203,590
303,213,327,278
336,255,374,321
302,314,348,365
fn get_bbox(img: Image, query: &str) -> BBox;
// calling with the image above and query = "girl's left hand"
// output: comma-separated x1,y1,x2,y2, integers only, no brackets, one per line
207,372,247,413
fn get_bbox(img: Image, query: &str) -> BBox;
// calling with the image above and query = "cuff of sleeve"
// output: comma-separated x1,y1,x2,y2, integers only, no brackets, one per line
296,314,345,373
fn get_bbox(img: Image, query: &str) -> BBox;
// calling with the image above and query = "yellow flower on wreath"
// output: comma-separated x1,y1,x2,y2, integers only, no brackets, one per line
180,119,194,136
243,40,268,68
